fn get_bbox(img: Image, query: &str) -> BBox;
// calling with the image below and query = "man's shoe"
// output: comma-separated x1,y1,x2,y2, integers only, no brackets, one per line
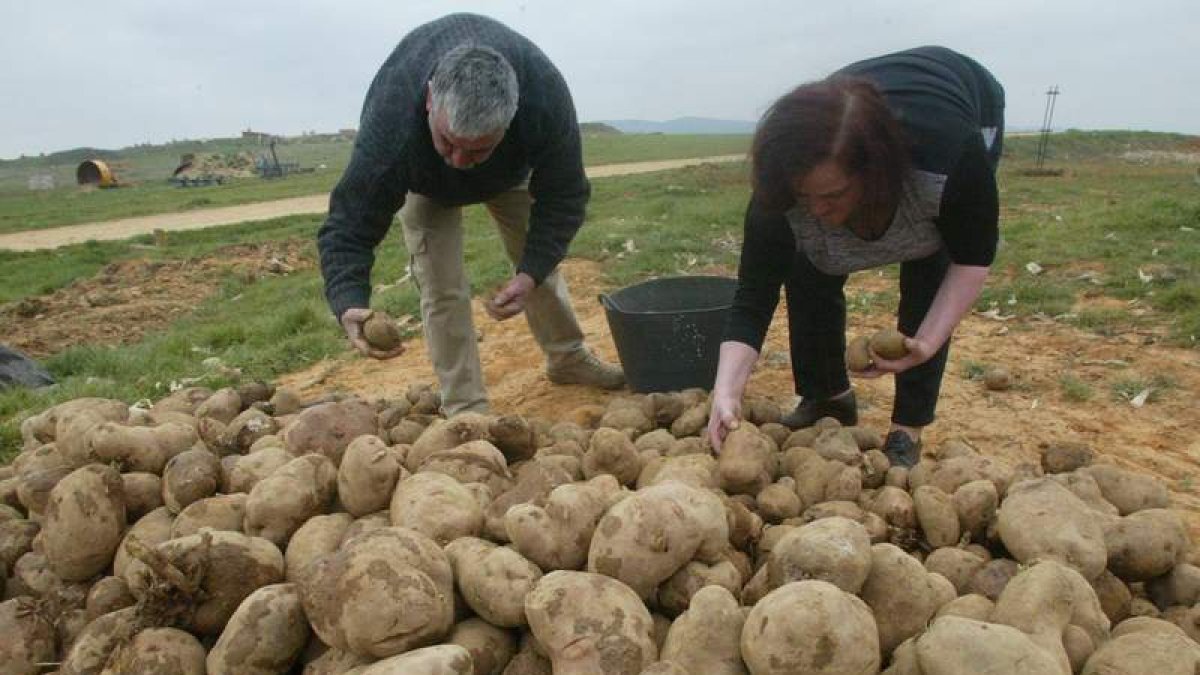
780,391,858,429
547,349,626,390
883,430,922,468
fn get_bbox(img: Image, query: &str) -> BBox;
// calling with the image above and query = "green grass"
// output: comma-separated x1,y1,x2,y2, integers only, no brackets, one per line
0,134,749,234
1110,373,1176,404
1059,373,1095,402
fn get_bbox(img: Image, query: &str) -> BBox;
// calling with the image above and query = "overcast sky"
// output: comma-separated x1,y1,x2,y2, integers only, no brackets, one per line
2,0,1197,159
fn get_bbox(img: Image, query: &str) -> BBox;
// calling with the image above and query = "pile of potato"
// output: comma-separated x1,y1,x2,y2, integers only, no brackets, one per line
2,381,1199,674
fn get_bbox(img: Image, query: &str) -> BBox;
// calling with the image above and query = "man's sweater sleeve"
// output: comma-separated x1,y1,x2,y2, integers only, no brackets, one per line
317,148,408,320
724,198,793,351
520,102,590,284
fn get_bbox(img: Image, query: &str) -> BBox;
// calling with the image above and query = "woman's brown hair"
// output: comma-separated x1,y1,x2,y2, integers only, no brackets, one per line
751,75,910,239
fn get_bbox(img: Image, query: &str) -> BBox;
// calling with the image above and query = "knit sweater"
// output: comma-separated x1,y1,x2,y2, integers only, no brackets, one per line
317,13,590,320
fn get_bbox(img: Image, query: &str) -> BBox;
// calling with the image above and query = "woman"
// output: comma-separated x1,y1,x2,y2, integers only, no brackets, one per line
708,46,1004,467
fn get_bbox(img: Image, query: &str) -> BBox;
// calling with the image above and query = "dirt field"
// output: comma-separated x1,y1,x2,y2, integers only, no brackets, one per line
0,155,745,252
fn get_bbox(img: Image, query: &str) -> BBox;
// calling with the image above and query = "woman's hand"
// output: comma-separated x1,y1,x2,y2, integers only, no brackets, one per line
853,335,939,378
707,395,742,454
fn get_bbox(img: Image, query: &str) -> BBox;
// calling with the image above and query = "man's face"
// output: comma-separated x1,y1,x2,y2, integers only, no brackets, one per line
426,91,505,170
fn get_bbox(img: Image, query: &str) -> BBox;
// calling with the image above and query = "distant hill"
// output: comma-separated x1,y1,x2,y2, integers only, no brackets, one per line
580,122,622,135
597,117,756,135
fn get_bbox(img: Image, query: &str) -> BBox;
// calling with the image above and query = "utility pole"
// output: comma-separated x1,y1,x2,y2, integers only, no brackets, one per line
1034,85,1061,170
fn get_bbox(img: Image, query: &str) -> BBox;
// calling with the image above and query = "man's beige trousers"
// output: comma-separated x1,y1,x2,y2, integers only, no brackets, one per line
400,187,585,415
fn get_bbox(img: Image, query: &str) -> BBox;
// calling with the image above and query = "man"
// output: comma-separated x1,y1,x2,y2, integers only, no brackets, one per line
318,13,624,415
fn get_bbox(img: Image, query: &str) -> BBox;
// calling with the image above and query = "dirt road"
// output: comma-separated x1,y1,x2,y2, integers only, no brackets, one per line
0,154,745,252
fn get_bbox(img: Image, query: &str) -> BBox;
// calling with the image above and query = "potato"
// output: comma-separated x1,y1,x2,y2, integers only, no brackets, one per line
924,547,986,595
997,477,1108,580
151,386,213,416
659,585,745,675
583,427,643,486
983,366,1013,391
447,618,517,675
951,479,998,541
300,527,454,659
60,606,140,675
501,632,553,675
120,472,164,521
914,485,960,548
420,439,513,495
638,453,720,490
357,645,474,675
1090,569,1132,624
162,447,222,514
507,477,618,571
100,627,207,675
867,485,917,530
43,464,125,582
489,414,538,464
870,328,909,359
391,472,483,545
859,543,940,655
935,593,994,621
285,512,354,582
1040,442,1094,474
966,558,1021,601
171,493,247,538
906,616,1063,675
52,399,131,467
302,646,371,674
525,571,657,674
599,406,654,436
362,310,402,350
407,413,493,471
126,529,285,636
483,461,572,543
1051,471,1120,516
446,537,542,627
196,387,243,423
226,445,292,494
1105,508,1188,581
338,435,404,517
768,516,871,594
1082,464,1170,515
0,597,56,675
657,557,745,617
207,583,311,675
588,481,728,599
670,401,709,438
741,580,879,675
1147,563,1200,610
1082,619,1200,674
719,425,778,495
846,335,873,372
742,396,782,426
90,421,197,474
245,453,337,547
282,398,380,465
85,575,135,620
991,560,1111,674
213,408,280,454
756,478,801,522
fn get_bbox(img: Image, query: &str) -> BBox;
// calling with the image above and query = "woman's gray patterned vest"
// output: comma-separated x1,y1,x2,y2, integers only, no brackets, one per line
787,170,947,275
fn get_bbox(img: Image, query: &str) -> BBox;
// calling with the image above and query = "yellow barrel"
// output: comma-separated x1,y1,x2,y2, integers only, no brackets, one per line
76,159,117,187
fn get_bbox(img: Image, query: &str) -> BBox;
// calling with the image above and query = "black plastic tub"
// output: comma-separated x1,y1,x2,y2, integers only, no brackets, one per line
599,275,738,393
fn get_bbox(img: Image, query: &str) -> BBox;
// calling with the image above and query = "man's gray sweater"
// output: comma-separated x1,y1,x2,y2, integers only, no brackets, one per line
317,13,590,320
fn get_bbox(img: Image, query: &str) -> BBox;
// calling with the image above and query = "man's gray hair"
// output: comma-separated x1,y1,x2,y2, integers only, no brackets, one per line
429,45,519,139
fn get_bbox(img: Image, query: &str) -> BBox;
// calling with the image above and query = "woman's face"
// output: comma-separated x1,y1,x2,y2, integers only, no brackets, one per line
792,161,863,227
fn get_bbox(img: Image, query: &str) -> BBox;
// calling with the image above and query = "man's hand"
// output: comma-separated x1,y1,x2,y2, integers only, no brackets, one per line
485,273,536,321
340,308,405,360
706,395,742,454
853,335,938,378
